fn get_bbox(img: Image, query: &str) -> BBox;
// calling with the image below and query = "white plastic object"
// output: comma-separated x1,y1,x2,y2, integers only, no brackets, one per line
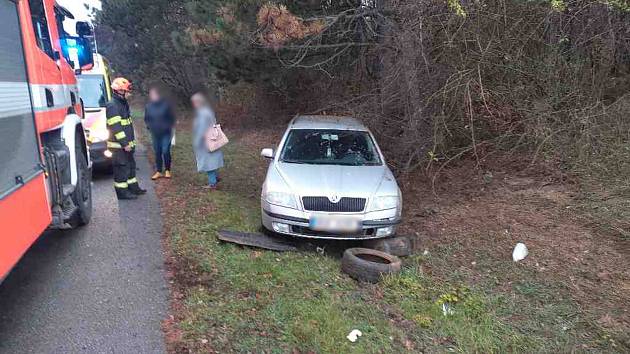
512,243,528,262
442,303,454,316
347,329,362,343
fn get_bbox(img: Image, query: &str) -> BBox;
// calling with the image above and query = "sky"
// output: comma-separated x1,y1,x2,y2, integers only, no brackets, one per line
56,0,102,34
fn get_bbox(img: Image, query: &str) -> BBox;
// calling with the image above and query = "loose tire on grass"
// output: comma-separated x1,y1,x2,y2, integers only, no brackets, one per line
341,248,402,283
363,236,412,257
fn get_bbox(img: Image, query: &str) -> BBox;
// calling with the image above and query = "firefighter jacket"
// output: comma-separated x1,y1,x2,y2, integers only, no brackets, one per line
106,93,136,150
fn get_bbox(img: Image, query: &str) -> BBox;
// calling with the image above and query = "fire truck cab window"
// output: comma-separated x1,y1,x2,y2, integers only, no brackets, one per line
29,0,55,59
54,7,70,39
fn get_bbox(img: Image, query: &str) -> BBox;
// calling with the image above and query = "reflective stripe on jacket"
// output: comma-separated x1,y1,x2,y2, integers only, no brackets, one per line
106,93,135,149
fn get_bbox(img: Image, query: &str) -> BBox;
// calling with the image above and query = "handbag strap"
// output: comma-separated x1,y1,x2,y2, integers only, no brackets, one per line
207,125,219,141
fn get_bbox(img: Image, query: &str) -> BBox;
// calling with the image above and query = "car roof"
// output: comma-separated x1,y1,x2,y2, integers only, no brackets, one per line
289,115,368,131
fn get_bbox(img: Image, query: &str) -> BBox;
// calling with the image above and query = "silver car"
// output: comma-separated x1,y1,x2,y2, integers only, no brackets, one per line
260,115,402,240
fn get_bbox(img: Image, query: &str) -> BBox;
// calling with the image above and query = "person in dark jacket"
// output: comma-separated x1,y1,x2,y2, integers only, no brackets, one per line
107,77,147,200
144,87,176,180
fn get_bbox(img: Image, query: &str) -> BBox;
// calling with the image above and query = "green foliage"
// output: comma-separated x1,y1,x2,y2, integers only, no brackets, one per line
97,0,383,97
381,267,529,353
603,0,630,11
550,0,567,11
447,0,467,16
96,0,208,96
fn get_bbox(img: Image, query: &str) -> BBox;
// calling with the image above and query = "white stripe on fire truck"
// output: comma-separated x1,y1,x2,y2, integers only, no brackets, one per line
0,82,80,118
0,82,32,119
29,83,79,113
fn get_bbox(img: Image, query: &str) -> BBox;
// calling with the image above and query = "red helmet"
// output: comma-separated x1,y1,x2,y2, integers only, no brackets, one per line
111,77,133,92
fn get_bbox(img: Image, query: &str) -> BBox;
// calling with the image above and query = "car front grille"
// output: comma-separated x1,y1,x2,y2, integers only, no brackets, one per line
302,196,366,212
291,226,375,237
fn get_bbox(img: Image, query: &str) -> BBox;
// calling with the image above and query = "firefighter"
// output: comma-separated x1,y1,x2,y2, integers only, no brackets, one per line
106,77,147,200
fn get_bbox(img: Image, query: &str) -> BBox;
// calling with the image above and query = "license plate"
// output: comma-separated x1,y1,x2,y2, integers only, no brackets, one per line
310,215,362,233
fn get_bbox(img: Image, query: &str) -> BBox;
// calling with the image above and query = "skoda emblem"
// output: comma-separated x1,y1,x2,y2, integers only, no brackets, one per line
329,195,341,203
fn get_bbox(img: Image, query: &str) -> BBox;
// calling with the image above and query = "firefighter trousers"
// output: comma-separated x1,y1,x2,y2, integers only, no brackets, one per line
112,149,140,192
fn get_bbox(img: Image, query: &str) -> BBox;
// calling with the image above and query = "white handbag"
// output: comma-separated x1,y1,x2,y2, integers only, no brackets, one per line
205,124,228,152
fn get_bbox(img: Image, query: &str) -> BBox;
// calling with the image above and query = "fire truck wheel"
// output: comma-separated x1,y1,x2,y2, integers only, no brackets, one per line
69,145,93,227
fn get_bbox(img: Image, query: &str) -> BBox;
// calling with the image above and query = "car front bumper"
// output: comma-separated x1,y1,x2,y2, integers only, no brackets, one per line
261,200,400,240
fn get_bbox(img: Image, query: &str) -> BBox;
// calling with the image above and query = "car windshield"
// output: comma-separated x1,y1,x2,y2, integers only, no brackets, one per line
281,129,382,166
78,74,107,108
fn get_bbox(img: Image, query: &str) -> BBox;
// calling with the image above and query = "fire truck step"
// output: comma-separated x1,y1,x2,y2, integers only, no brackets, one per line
50,197,78,230
62,199,78,219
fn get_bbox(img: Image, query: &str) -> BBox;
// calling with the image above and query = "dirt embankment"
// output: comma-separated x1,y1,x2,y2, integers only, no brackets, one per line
399,156,630,345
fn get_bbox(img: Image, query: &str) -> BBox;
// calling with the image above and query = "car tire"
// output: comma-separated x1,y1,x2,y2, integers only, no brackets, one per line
68,145,92,227
91,158,113,175
341,248,402,283
363,236,412,257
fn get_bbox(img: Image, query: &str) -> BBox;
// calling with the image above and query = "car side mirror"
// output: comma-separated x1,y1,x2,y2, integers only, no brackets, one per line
261,148,274,159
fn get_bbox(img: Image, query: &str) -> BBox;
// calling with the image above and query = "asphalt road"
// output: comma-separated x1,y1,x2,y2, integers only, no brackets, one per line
0,145,168,354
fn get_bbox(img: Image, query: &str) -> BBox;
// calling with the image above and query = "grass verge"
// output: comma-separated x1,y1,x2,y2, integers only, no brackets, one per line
146,121,622,353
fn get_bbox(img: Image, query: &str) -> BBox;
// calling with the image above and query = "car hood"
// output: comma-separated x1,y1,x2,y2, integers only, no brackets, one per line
275,162,394,199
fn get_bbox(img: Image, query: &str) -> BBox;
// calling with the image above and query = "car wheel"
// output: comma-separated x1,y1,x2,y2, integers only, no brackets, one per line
341,248,401,283
363,236,411,257
69,145,92,227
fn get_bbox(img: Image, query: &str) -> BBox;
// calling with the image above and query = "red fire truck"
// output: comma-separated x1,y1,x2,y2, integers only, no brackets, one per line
0,0,95,281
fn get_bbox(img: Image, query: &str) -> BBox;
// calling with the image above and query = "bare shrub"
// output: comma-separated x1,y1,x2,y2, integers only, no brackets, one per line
100,0,630,178
258,0,630,177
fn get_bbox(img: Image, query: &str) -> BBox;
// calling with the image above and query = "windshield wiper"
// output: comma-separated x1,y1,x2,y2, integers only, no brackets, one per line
281,160,310,164
282,159,380,166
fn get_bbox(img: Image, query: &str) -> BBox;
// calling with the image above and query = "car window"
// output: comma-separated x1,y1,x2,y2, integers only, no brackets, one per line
281,129,382,166
78,75,107,108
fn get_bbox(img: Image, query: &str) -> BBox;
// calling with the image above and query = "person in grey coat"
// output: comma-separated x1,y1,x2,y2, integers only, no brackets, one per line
191,92,224,189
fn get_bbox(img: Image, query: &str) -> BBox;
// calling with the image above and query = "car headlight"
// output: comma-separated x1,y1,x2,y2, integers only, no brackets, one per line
265,191,297,209
369,195,400,212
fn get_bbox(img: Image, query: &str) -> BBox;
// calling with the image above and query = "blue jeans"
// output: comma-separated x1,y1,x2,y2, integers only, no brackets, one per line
151,131,172,172
207,170,218,187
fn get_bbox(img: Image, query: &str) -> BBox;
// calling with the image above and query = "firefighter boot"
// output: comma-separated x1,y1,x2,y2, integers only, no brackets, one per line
128,182,147,195
116,188,138,200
